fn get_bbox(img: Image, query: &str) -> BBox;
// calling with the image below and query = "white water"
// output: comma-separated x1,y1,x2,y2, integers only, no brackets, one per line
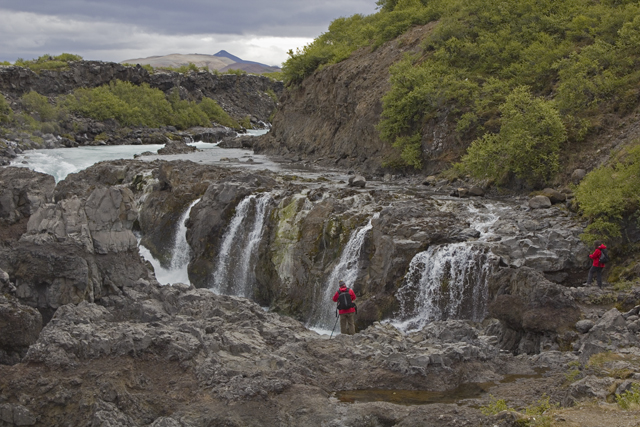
211,193,272,297
138,198,201,285
392,201,501,333
309,213,379,330
9,129,270,182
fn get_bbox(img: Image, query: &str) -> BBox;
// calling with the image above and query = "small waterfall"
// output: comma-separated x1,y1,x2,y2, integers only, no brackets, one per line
211,193,271,297
139,198,200,285
310,213,379,330
169,198,201,271
392,201,502,333
392,243,495,333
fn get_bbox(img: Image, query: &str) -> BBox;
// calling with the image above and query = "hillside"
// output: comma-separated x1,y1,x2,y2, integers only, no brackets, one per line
122,50,281,74
261,0,640,253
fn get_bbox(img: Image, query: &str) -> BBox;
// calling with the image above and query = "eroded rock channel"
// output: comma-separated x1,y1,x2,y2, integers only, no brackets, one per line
1,158,640,426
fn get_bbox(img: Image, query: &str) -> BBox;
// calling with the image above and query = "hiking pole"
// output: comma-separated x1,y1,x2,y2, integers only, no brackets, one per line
329,310,339,339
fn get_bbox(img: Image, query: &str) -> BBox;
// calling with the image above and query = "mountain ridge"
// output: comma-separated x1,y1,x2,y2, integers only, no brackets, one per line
122,50,280,74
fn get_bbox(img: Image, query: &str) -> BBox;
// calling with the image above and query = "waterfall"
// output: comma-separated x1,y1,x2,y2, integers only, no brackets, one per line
139,198,200,285
392,243,495,333
310,213,379,330
211,193,271,297
392,200,502,333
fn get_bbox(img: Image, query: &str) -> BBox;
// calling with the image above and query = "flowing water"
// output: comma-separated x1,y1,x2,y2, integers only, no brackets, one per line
309,213,379,331
211,193,272,298
392,201,502,333
138,198,201,285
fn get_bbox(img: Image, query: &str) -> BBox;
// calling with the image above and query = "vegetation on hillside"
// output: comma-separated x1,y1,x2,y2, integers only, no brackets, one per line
3,81,241,136
574,144,640,244
14,53,83,73
283,0,640,175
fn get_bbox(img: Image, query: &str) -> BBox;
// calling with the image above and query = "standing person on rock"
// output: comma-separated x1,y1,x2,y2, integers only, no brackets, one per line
333,280,357,335
586,241,608,288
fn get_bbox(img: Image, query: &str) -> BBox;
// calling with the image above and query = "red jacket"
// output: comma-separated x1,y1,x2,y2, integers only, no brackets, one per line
589,244,607,268
332,286,356,314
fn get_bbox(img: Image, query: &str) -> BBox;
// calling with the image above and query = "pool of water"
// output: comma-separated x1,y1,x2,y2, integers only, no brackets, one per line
335,369,548,406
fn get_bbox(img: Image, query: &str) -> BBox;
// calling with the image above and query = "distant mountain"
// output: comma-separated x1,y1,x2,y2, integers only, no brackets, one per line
121,51,280,74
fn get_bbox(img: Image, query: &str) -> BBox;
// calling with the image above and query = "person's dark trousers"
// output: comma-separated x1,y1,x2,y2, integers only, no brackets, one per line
587,265,604,288
339,312,356,335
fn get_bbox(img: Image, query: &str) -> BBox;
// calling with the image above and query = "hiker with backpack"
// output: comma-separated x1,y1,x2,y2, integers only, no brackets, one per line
586,241,608,289
332,280,357,335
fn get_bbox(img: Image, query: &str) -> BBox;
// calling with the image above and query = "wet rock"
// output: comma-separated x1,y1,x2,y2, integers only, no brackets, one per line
157,139,197,155
468,186,485,197
422,176,437,186
348,175,366,188
528,195,552,209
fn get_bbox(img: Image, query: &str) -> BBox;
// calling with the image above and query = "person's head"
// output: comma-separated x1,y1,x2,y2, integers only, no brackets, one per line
339,280,346,288
594,240,602,249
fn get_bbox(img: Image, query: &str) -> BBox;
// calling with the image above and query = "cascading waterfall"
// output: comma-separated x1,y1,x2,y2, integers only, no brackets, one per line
392,200,502,333
211,193,271,297
392,243,494,333
310,213,379,330
139,198,201,285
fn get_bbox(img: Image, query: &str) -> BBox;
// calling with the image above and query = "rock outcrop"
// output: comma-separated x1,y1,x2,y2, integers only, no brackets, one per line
0,61,283,123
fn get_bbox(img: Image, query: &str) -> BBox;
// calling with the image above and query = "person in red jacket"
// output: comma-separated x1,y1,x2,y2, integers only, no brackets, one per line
586,241,607,288
332,280,357,335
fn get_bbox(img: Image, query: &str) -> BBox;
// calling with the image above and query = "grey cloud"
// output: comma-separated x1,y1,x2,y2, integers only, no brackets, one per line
1,0,377,37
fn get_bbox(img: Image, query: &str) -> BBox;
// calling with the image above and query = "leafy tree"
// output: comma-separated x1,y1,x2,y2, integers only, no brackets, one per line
460,86,566,186
574,144,640,244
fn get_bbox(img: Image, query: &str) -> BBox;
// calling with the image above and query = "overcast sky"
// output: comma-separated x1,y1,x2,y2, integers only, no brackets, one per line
0,0,378,66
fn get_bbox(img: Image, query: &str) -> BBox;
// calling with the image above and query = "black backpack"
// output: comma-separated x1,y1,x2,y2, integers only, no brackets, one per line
599,248,610,264
337,288,356,310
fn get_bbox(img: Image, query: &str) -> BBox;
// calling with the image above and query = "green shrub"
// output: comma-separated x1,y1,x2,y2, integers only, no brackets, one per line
224,68,248,76
574,143,640,244
286,0,640,170
15,53,83,73
238,116,252,129
0,93,12,124
480,395,510,415
21,91,58,122
459,86,566,187
198,97,240,129
617,384,640,410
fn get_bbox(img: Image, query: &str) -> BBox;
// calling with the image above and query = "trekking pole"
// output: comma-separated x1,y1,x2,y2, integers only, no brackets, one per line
329,310,339,339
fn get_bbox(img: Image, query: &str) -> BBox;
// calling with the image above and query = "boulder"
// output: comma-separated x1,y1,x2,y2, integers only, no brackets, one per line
575,319,595,334
0,295,42,365
157,139,198,155
571,169,587,184
468,186,485,197
540,188,567,204
528,195,552,209
0,167,55,225
422,176,437,186
23,186,138,254
189,126,237,143
348,175,366,188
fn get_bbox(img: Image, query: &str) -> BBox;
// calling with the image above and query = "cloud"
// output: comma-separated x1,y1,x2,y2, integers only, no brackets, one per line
0,0,377,64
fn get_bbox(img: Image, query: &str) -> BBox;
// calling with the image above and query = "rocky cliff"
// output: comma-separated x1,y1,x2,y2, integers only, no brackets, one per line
255,24,461,176
0,61,283,123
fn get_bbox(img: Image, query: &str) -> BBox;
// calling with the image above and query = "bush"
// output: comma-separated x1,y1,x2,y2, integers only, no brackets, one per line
459,86,566,187
574,143,640,244
617,384,640,410
65,80,238,130
21,91,58,122
15,53,83,73
0,93,12,124
198,98,240,129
